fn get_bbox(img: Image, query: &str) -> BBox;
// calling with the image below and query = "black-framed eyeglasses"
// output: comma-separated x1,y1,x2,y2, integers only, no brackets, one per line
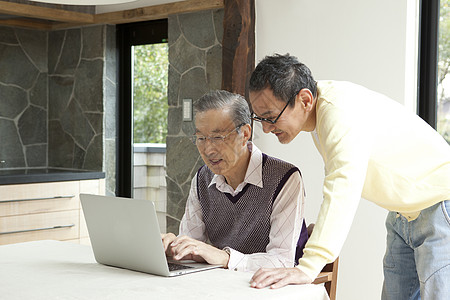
251,90,301,124
190,123,245,146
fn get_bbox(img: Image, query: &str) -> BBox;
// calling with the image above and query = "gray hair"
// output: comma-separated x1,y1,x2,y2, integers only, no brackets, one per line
194,90,251,126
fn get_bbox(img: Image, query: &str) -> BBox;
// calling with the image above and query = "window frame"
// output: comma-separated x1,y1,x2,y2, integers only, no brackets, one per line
417,0,440,128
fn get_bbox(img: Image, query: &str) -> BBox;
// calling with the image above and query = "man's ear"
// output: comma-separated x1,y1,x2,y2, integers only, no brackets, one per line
241,124,252,144
298,88,314,112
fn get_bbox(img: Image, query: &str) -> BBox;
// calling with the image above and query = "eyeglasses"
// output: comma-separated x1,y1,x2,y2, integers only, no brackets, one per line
190,123,245,146
251,90,300,124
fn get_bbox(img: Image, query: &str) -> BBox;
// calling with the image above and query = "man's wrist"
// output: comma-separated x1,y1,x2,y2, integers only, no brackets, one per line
222,247,231,268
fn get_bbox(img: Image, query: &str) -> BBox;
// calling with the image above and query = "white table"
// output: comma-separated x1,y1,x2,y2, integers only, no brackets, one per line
0,240,329,300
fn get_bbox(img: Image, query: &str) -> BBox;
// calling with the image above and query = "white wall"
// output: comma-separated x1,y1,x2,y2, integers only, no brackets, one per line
95,0,183,13
254,0,419,299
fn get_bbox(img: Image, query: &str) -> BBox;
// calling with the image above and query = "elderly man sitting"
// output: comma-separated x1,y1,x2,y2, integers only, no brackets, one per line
162,90,307,272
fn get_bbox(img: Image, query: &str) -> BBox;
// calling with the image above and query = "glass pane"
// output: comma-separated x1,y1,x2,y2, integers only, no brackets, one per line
438,0,450,143
132,43,168,232
132,43,169,144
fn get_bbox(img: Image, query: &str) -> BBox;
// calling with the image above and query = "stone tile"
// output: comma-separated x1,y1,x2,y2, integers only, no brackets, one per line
74,59,104,112
73,143,85,169
0,119,25,168
25,144,47,167
60,99,95,150
181,116,196,137
18,105,47,145
167,106,182,135
85,112,103,135
0,84,27,119
16,28,48,72
213,9,224,44
169,36,205,74
0,44,39,90
105,138,116,195
179,10,216,49
166,216,180,235
105,79,116,139
166,175,183,201
0,26,18,44
206,44,222,90
83,134,102,171
81,26,104,59
105,32,117,84
48,120,74,168
168,15,181,47
166,195,186,218
48,75,74,120
165,136,200,184
168,65,180,106
48,30,65,74
54,28,81,76
30,73,48,109
179,67,209,106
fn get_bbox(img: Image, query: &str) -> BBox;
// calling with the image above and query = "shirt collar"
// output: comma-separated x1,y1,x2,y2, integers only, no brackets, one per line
209,142,264,190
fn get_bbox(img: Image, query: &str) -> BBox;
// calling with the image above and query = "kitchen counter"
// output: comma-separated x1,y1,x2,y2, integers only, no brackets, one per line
0,168,105,185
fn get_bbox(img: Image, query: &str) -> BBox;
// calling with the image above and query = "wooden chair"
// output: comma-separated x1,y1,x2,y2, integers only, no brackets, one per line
307,224,339,300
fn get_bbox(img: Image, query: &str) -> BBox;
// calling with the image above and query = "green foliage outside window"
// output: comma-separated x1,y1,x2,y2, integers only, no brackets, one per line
438,0,450,143
133,43,169,144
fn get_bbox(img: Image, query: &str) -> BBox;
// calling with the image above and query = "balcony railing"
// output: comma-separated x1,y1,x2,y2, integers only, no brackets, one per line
133,143,166,232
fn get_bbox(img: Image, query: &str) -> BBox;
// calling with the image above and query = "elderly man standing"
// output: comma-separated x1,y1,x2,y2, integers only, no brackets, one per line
162,90,308,272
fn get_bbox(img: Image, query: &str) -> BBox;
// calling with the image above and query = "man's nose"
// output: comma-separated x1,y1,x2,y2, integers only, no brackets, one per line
202,140,218,155
261,122,274,133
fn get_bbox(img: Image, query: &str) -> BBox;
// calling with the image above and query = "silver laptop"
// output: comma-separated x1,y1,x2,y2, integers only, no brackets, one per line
80,194,221,276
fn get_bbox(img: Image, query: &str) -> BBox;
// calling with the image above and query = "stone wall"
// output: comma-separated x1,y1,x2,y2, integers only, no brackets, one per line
0,25,117,196
0,27,48,168
165,9,223,234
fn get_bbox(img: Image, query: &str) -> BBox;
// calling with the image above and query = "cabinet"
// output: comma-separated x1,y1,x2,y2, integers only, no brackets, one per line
0,179,105,245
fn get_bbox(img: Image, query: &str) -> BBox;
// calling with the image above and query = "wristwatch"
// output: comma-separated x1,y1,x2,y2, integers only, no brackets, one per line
223,247,232,256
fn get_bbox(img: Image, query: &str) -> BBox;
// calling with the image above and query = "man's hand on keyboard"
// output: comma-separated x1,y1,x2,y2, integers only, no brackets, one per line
161,233,177,257
169,235,230,268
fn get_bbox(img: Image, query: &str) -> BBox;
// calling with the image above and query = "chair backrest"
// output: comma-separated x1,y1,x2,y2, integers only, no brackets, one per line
307,224,339,300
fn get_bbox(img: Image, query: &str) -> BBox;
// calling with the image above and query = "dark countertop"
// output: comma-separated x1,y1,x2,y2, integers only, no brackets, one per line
0,168,105,185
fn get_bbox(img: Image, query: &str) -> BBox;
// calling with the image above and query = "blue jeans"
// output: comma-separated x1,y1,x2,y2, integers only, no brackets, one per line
382,200,450,300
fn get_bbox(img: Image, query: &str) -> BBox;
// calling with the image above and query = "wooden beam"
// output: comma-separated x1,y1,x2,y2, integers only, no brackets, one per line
0,1,94,24
94,0,224,25
221,0,255,99
0,18,54,30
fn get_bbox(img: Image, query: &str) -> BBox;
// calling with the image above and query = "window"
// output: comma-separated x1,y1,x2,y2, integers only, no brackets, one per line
418,0,450,144
117,20,168,197
437,0,450,143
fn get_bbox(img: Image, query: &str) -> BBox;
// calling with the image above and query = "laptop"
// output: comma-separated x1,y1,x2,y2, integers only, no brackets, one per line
80,194,221,276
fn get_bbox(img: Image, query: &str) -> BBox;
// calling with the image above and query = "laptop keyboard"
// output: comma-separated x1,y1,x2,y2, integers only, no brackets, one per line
168,262,194,271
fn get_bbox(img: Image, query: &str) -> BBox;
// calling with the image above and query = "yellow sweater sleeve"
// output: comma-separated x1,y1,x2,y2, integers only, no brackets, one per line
297,87,374,280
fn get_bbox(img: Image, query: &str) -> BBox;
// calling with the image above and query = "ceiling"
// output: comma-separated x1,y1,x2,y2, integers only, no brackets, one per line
0,0,222,30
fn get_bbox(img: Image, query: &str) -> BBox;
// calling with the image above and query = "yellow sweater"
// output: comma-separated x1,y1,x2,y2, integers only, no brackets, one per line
297,80,450,280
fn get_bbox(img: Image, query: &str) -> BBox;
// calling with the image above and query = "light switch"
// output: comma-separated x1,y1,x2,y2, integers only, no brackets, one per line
183,99,192,121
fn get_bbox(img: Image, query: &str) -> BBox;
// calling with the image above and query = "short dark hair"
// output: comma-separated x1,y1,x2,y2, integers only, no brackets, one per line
249,53,317,106
194,90,251,127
